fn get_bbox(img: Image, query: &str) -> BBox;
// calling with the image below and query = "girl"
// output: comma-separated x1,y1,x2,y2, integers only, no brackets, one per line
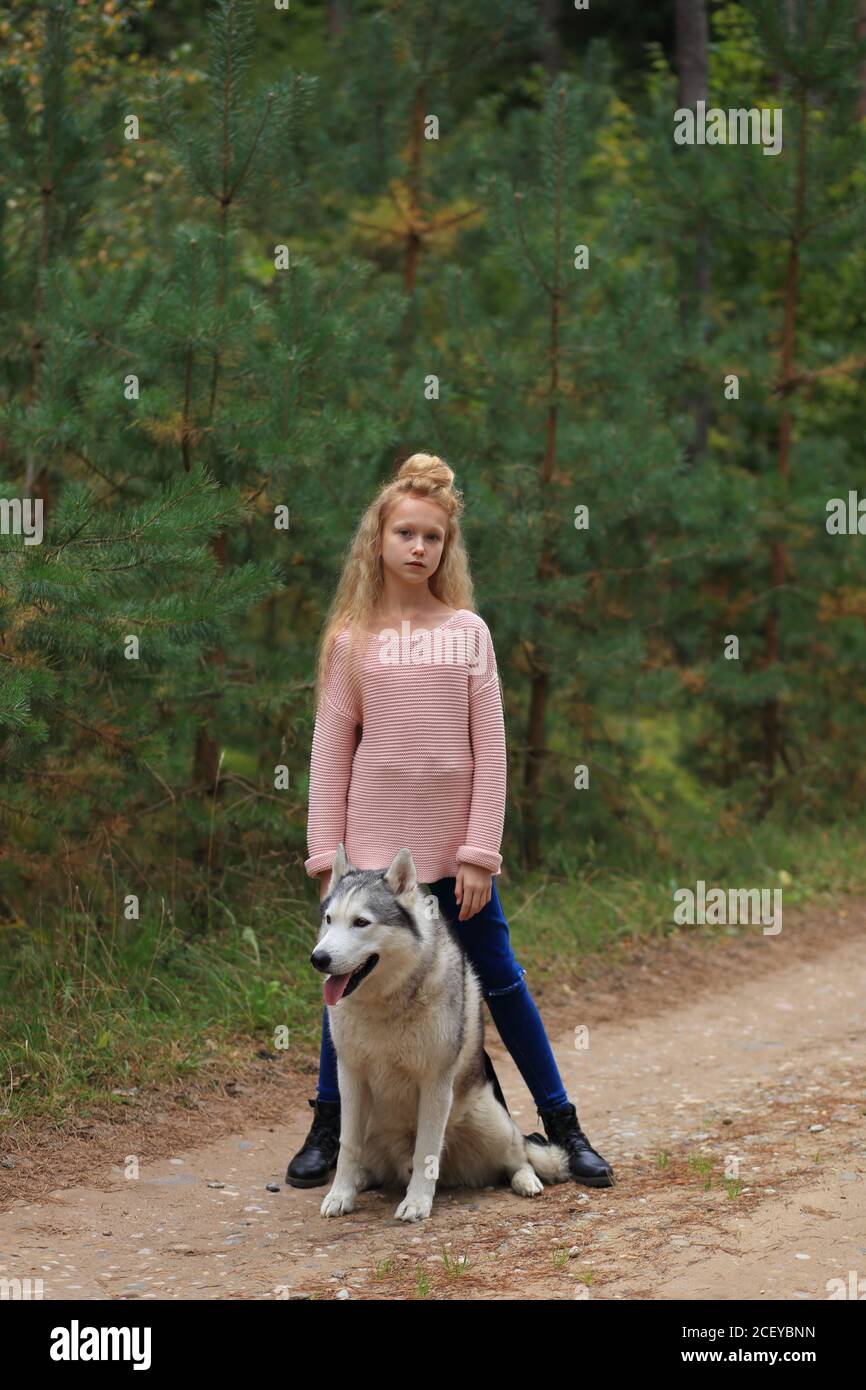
287,453,613,1190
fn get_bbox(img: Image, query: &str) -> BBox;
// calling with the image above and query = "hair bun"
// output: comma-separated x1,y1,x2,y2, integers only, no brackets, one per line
396,452,455,491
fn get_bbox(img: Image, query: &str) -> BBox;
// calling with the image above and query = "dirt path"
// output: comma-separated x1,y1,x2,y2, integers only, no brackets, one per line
2,898,864,1300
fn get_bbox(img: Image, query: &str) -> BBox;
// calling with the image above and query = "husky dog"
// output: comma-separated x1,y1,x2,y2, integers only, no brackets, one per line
311,843,570,1222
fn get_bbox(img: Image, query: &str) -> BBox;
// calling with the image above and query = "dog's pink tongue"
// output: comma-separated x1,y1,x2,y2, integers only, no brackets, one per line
324,973,351,1006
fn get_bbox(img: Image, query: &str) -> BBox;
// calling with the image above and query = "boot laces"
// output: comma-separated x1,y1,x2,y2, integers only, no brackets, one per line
304,1100,340,1148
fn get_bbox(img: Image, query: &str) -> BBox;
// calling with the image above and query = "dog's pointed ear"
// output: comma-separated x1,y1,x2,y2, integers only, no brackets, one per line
328,842,356,893
383,847,417,900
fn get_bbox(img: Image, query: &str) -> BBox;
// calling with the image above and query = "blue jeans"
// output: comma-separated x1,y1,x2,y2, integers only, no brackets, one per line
316,875,570,1114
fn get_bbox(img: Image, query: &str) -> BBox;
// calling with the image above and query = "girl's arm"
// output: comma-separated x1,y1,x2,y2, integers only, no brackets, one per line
304,636,360,879
456,624,507,875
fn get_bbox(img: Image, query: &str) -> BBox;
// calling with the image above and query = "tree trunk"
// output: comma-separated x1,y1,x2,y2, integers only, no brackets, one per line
858,5,866,117
675,0,708,107
403,82,427,298
192,530,227,797
538,0,562,79
520,87,566,871
192,96,233,798
675,0,711,467
759,6,811,813
327,1,346,41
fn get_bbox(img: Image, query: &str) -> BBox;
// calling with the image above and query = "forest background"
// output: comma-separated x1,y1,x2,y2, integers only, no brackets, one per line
2,0,865,1122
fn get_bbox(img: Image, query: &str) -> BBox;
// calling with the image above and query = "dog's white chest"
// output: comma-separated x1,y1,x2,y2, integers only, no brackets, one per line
329,999,452,1083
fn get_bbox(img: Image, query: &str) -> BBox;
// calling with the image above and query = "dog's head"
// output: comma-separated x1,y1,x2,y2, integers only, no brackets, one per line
311,843,434,1005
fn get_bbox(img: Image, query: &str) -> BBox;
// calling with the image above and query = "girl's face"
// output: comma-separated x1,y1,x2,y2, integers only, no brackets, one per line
379,496,448,584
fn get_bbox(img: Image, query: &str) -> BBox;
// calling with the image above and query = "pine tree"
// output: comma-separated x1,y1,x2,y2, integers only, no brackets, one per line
299,0,541,388
0,0,400,921
645,0,866,817
435,51,690,869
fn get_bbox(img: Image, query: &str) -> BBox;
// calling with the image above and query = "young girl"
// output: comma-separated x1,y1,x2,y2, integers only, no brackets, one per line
287,453,613,1190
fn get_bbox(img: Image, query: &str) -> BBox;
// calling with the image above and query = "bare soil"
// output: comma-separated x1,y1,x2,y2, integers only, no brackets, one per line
1,895,864,1300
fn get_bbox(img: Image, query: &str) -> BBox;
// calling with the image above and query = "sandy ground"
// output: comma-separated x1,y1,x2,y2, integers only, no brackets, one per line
1,896,864,1300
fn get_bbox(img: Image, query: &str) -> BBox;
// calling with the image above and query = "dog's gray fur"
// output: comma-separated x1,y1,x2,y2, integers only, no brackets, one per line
311,843,570,1222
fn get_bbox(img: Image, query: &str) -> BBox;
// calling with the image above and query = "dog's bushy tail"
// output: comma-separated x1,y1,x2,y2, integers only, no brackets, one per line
524,1136,570,1183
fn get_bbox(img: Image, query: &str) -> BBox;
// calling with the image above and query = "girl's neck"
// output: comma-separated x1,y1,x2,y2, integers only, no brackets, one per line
371,589,455,624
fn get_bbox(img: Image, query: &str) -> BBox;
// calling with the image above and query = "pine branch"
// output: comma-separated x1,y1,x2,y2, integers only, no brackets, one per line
512,189,555,298
226,90,275,204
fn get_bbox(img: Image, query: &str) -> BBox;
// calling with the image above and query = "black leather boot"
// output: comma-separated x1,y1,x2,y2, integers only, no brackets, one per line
537,1102,615,1187
285,1097,341,1188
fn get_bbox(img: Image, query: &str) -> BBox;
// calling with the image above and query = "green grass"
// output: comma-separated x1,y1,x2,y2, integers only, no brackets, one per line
2,807,865,1130
506,810,866,988
442,1249,470,1278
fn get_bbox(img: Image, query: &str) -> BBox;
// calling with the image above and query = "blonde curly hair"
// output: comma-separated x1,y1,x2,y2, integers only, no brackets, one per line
312,452,478,710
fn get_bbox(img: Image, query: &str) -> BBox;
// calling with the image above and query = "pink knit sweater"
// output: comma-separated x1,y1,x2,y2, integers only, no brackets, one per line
304,609,506,883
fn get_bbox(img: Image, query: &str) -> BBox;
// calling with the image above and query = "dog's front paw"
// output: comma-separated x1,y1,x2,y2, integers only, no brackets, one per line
320,1187,357,1217
511,1165,544,1197
394,1191,433,1222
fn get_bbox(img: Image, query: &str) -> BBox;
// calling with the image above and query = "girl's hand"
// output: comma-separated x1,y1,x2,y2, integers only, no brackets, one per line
455,863,493,921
